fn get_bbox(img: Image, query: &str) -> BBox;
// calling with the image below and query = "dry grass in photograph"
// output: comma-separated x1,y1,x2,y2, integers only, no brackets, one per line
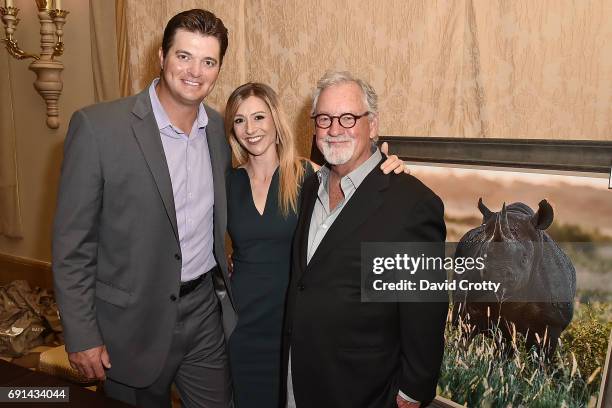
439,303,611,407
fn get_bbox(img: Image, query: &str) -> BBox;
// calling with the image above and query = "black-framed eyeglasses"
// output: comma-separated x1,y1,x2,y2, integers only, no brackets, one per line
310,112,370,129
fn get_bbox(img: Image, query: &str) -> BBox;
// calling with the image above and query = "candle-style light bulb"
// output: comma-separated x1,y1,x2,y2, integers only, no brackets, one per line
6,0,15,8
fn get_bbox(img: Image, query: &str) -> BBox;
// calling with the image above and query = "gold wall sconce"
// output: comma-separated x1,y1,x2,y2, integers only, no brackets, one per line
1,0,68,129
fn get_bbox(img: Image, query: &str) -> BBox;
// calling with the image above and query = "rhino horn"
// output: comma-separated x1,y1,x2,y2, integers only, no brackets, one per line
532,199,554,230
500,202,513,238
493,212,506,242
478,198,493,223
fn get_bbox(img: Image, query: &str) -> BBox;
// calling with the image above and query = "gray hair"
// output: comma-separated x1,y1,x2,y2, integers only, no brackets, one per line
311,71,378,116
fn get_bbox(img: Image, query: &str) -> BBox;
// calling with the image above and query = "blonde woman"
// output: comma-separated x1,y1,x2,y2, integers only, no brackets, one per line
224,83,404,408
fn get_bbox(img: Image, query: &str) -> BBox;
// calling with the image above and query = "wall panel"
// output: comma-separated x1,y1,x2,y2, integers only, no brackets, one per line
122,0,612,158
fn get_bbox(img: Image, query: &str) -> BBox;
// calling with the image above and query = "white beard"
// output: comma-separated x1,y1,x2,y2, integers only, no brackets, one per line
319,136,355,165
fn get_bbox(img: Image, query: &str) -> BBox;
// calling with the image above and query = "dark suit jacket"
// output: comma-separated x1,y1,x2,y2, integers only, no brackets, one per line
283,161,448,408
52,89,236,387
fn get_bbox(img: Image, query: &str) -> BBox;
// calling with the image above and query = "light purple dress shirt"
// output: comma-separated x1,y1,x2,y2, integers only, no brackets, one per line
148,79,216,282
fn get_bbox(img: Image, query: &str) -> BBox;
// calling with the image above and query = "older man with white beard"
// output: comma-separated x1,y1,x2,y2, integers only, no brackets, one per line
282,71,448,408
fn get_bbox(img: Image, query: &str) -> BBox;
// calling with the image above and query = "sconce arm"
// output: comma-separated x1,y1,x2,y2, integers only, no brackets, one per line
52,41,63,57
3,38,39,60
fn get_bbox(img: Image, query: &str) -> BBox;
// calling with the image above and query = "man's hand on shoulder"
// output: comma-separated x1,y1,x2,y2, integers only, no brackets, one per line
397,394,420,408
68,345,111,381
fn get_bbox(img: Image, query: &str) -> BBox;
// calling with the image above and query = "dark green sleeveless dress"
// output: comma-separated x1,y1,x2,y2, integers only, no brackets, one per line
228,162,313,408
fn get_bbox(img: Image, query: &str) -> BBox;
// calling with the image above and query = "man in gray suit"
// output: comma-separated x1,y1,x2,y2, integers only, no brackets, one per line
52,9,236,407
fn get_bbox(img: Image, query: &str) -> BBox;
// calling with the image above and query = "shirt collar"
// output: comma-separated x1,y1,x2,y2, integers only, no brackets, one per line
148,78,209,134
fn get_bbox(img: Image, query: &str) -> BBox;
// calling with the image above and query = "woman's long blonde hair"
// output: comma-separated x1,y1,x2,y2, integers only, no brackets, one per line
224,83,305,217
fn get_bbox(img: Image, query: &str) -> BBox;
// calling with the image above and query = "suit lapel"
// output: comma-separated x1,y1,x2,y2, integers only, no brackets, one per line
308,164,389,267
204,106,227,238
296,174,319,278
130,90,179,243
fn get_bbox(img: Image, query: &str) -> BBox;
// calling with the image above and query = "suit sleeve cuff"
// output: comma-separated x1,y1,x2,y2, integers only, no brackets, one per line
398,390,419,403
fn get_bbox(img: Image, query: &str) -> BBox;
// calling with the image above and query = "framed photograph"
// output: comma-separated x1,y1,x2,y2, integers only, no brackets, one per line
382,137,612,408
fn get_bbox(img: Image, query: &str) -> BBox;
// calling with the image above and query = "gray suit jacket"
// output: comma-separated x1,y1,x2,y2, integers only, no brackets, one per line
52,88,236,387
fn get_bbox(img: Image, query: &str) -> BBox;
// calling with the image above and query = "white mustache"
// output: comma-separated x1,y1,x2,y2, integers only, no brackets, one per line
322,136,352,143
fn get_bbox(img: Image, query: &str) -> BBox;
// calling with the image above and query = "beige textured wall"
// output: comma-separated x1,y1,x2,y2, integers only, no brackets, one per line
0,0,96,262
470,0,612,139
124,0,612,158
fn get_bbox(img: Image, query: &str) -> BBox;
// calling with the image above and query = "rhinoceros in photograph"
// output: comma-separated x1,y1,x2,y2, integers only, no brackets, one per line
452,198,576,354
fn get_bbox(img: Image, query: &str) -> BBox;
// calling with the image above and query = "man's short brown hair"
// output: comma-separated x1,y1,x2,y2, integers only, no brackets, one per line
161,9,229,65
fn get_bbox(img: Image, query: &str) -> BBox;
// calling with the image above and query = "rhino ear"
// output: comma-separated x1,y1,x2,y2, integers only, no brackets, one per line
532,200,554,230
478,198,493,223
